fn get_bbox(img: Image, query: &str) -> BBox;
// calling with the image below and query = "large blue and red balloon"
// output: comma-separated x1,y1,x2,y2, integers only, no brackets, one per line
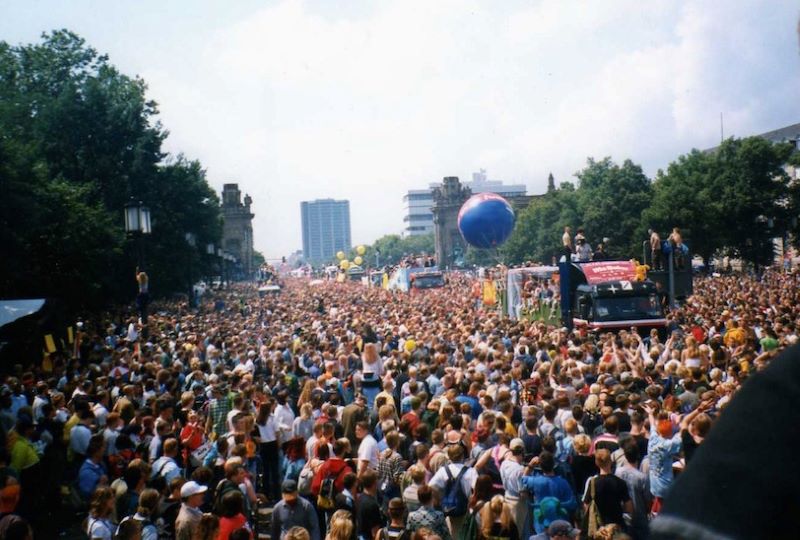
457,192,516,249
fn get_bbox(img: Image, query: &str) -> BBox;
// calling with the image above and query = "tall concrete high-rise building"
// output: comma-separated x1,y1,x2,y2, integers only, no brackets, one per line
402,170,527,237
301,199,352,263
221,183,255,276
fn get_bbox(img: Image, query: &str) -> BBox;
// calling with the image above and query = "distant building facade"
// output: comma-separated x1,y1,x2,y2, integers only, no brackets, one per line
402,169,527,237
221,183,255,276
301,199,352,263
403,190,436,237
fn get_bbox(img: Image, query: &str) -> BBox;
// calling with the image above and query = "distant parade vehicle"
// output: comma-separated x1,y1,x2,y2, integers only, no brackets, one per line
409,268,445,290
387,266,445,292
258,284,281,297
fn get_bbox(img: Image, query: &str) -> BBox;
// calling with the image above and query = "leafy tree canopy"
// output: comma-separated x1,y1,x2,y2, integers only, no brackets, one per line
0,30,223,307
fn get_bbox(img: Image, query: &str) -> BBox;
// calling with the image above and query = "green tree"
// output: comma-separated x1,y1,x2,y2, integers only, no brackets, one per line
502,181,579,264
644,137,794,266
0,30,222,307
364,233,435,266
575,158,652,258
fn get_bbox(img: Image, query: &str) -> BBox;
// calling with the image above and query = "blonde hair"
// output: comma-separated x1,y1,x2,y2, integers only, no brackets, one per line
410,464,426,484
286,527,311,540
326,510,354,540
573,434,592,455
480,495,513,538
300,402,313,420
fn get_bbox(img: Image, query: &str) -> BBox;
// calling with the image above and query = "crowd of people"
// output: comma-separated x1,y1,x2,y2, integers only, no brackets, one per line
0,261,798,540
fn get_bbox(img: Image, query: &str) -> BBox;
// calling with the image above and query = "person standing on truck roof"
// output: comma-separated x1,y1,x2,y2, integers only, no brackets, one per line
649,229,662,270
669,227,685,270
576,236,593,263
562,226,573,260
593,243,608,261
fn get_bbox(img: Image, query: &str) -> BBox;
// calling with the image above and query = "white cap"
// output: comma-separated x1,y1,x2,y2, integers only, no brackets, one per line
181,481,208,498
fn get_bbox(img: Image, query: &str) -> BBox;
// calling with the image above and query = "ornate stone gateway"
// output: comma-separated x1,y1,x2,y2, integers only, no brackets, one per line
431,177,471,268
222,183,255,276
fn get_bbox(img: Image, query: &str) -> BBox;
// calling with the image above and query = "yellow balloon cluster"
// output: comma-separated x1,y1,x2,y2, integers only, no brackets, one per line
404,339,416,353
340,259,350,270
356,245,366,256
354,256,363,266
336,251,345,260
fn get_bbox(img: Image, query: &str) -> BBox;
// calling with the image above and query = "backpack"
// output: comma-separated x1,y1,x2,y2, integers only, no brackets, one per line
481,446,504,490
533,496,569,532
583,477,604,538
441,465,469,517
457,507,480,540
298,465,315,495
213,479,240,515
379,526,411,540
317,466,344,510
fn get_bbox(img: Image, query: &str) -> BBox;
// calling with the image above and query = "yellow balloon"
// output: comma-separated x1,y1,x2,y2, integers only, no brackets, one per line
354,256,363,266
340,260,350,270
356,245,366,256
404,339,416,353
336,251,345,260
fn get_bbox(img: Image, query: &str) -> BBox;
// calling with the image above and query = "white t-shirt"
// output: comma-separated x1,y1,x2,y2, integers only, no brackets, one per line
429,463,478,499
358,434,380,470
256,416,277,443
362,356,383,378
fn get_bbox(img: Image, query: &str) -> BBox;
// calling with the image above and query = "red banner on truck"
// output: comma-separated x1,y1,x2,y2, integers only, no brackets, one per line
580,261,637,284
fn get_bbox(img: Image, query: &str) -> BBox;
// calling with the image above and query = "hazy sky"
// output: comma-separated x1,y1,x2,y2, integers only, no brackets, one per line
2,0,799,258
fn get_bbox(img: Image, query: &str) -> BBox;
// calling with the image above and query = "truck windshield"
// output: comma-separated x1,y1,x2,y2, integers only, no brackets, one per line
593,294,662,321
412,275,444,289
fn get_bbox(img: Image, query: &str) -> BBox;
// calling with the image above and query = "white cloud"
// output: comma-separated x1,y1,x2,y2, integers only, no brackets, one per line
50,0,799,258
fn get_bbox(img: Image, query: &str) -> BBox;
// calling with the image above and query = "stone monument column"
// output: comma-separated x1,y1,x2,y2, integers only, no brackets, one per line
431,177,471,268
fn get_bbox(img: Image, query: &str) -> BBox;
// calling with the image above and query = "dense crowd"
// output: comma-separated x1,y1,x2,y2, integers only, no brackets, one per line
0,262,798,540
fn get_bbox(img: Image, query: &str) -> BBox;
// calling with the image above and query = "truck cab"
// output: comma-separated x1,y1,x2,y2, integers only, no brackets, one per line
573,280,665,332
410,269,445,290
560,260,667,334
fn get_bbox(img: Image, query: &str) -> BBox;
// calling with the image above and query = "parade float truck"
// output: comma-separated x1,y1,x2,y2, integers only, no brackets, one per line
409,268,445,291
387,266,445,292
559,260,668,335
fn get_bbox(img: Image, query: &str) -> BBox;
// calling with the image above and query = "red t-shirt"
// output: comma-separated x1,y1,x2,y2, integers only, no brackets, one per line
217,514,251,540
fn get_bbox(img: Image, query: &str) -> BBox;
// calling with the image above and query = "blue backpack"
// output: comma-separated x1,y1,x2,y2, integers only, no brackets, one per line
442,465,469,517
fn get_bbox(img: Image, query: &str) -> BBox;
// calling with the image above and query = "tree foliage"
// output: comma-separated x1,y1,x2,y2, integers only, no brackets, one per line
644,138,795,266
0,30,222,307
503,158,650,264
502,143,796,268
363,233,435,266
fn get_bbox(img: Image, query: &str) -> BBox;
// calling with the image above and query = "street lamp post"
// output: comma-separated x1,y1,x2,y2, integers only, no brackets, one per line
124,199,152,325
124,200,151,268
206,243,215,288
185,233,197,306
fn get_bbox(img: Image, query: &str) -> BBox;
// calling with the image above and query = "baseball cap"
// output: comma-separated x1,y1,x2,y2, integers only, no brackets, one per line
509,438,525,452
548,520,578,537
180,481,208,498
